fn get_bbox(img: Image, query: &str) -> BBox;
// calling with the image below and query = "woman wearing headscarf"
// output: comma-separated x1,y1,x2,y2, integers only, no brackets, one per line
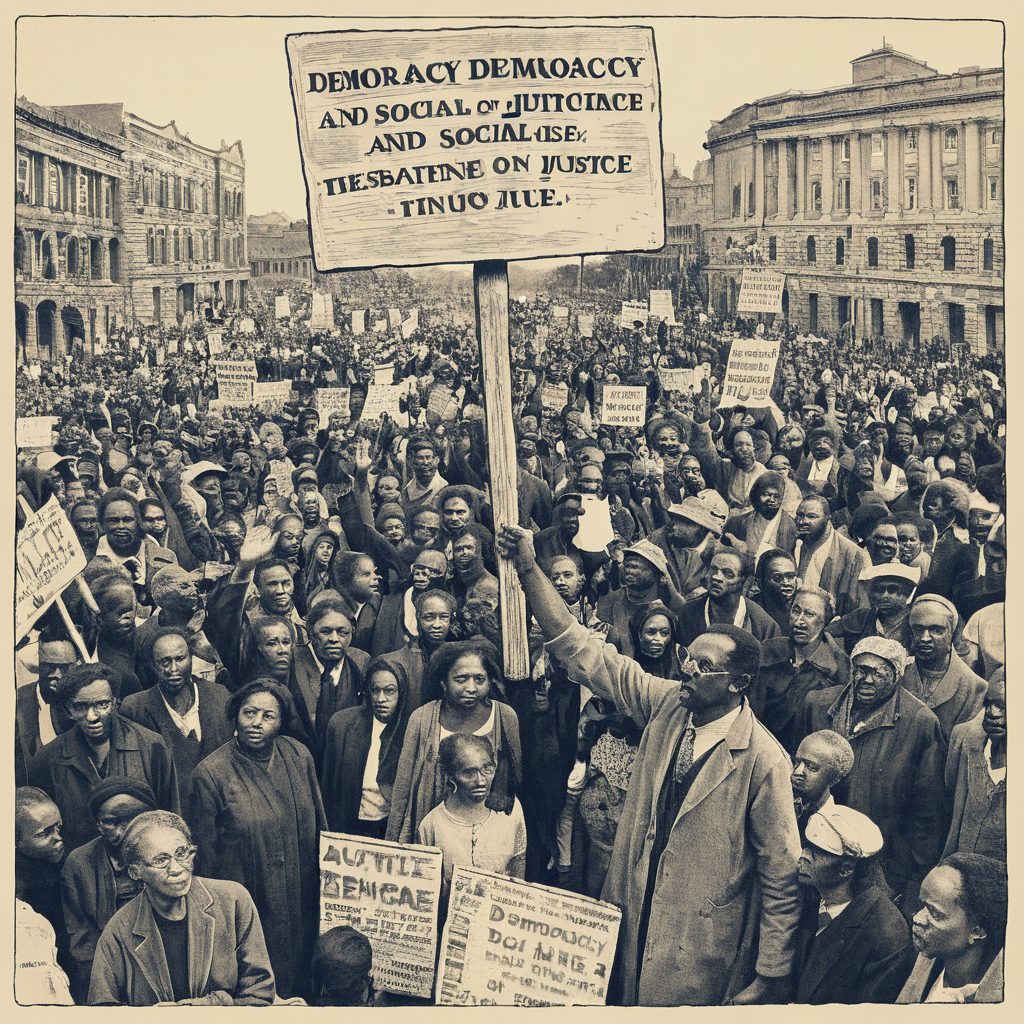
319,657,413,837
295,527,339,617
621,601,684,680
386,639,521,845
190,679,326,1000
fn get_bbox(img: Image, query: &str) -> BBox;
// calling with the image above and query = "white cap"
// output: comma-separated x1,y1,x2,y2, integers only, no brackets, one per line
859,561,921,586
805,806,883,858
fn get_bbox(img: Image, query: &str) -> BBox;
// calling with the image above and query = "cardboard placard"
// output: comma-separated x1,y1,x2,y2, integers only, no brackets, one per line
573,494,615,553
319,833,443,1000
253,381,295,411
437,867,621,1006
577,314,594,338
207,331,224,354
540,384,569,410
375,363,396,386
388,307,403,330
310,291,335,329
648,289,676,324
16,417,59,449
600,384,646,426
620,301,648,328
659,367,700,392
315,386,352,421
237,317,256,334
352,309,366,334
212,359,258,403
552,305,569,319
401,308,419,338
361,384,406,422
718,339,780,408
275,295,292,319
287,26,663,269
736,268,786,314
16,497,88,641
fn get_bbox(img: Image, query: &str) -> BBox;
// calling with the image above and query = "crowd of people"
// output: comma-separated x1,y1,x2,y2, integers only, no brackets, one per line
14,273,1007,1006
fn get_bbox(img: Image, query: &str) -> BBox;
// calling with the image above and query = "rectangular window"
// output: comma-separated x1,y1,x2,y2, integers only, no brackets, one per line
768,236,777,261
871,134,883,155
836,237,845,266
48,163,61,209
837,178,850,211
811,181,822,211
840,137,851,161
808,293,819,335
947,178,960,210
104,183,112,220
811,139,822,159
871,180,882,210
905,130,917,151
944,129,959,151
989,177,999,202
202,186,209,214
907,178,916,210
17,154,31,202
983,238,994,271
905,234,915,270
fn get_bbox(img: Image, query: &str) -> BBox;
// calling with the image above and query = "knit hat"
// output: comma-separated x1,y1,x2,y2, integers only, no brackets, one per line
850,637,908,677
623,539,669,578
375,502,406,532
88,775,158,820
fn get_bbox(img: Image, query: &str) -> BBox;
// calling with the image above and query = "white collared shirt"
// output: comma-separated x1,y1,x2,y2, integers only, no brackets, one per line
692,702,743,762
160,683,202,742
704,596,747,630
312,651,346,688
36,686,57,748
984,739,1006,785
95,534,147,585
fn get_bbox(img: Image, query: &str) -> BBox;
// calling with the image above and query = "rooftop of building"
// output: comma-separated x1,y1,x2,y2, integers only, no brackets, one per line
16,96,126,150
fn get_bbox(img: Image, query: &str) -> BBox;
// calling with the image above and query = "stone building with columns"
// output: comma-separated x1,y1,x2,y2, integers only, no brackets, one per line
15,97,127,362
247,212,315,280
701,45,1003,353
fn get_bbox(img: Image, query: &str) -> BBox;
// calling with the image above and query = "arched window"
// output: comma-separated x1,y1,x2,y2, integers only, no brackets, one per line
867,237,879,268
944,128,958,151
806,236,816,263
202,233,209,260
187,232,194,261
158,229,167,264
811,181,822,211
836,237,845,266
946,179,960,210
941,235,956,271
840,137,851,161
66,236,79,276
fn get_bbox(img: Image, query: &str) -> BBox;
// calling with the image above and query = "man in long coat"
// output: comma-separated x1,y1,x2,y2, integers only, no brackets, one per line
497,525,802,1006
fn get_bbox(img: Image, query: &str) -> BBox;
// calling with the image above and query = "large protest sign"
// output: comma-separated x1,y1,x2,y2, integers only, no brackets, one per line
16,497,89,641
237,317,256,334
552,305,569,319
206,331,224,354
577,314,594,337
620,300,649,328
736,268,786,314
540,383,569,411
287,26,663,269
649,289,676,323
16,417,59,449
319,833,442,1000
375,363,396,386
275,295,292,319
437,867,621,1006
310,291,335,329
601,385,646,426
718,339,780,407
253,381,295,412
361,384,406,421
352,308,366,334
315,386,351,421
212,360,258,403
402,308,419,338
659,367,699,392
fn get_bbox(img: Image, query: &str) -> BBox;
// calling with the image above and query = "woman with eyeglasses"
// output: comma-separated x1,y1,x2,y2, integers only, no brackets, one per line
418,734,527,902
190,679,326,1000
27,663,180,855
386,639,521,845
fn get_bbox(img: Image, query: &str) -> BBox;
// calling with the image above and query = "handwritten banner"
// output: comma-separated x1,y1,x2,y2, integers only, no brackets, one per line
601,384,646,426
310,292,335,329
275,295,292,319
16,417,59,449
315,386,351,421
361,384,406,422
319,833,443,1000
620,301,648,328
253,381,295,412
552,305,569,319
352,309,366,334
287,25,663,269
212,360,258,403
401,308,420,338
736,268,786,314
16,497,88,641
648,288,676,323
437,867,621,1006
577,314,594,337
659,367,703,392
540,384,569,410
718,339,780,407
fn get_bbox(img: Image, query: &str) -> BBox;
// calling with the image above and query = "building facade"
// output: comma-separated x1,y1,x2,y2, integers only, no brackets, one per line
700,46,1003,353
15,98,127,362
247,212,315,280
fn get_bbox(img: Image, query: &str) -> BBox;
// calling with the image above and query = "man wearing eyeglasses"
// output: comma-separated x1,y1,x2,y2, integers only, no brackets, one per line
497,524,801,1007
27,663,180,854
88,811,275,1005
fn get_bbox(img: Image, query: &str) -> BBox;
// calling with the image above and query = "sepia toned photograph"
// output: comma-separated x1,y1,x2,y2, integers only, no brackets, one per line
11,10,1008,1009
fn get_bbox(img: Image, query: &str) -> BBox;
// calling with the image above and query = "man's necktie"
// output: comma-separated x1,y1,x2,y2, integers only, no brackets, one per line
673,720,696,782
816,905,832,937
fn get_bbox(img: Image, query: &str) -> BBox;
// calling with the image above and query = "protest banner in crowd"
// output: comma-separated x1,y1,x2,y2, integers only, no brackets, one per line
253,380,295,412
718,338,781,407
437,867,621,1006
352,309,366,334
286,25,663,269
649,289,676,323
315,386,351,421
601,385,646,426
16,497,88,641
212,359,258,403
319,833,443,1000
402,308,419,338
275,295,292,319
541,384,569,411
16,416,60,449
620,301,649,328
361,384,405,422
577,314,594,337
552,306,569,319
736,268,786,314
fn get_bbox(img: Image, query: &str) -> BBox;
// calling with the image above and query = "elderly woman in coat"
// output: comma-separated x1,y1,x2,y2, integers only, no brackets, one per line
385,639,521,845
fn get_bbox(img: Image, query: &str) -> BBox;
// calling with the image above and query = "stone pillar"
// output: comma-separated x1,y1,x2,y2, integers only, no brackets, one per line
886,128,900,217
795,138,806,217
755,142,765,222
931,127,943,212
777,140,790,219
24,304,39,361
101,236,111,280
965,121,982,212
821,136,834,216
741,160,750,222
965,302,981,355
918,125,932,210
849,135,862,214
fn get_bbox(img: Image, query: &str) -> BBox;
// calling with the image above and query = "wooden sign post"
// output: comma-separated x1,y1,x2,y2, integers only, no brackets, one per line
287,25,664,677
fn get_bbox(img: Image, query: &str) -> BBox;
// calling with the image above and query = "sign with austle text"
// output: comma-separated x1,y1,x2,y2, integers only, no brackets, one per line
287,25,664,269
736,268,786,314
